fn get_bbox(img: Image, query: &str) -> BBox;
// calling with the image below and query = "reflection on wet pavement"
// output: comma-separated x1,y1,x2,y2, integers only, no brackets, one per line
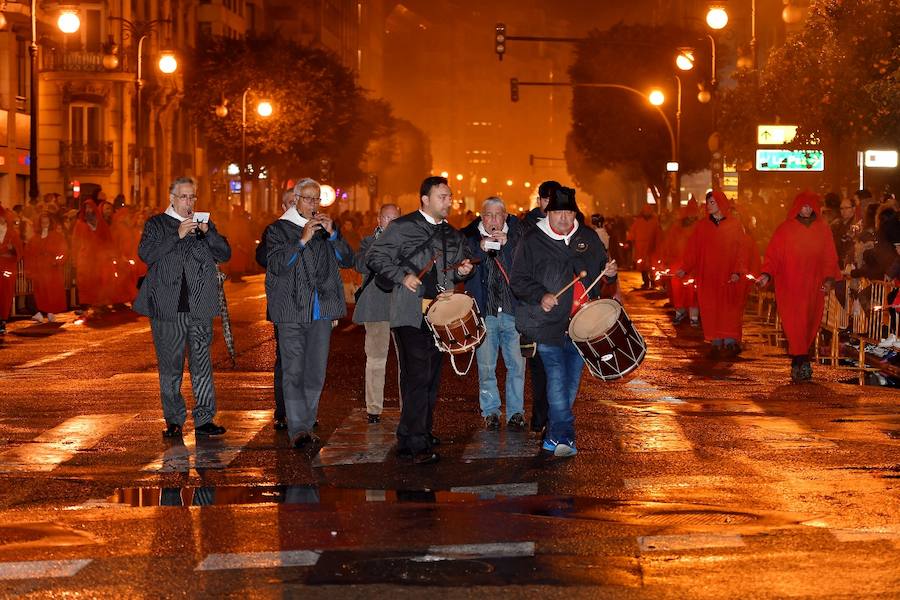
313,408,398,467
462,429,537,460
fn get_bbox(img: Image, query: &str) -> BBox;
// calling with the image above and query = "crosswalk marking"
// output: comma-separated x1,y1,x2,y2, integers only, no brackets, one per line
462,430,537,460
313,408,399,467
619,410,693,453
413,541,535,562
0,559,91,580
735,415,835,450
195,550,321,571
449,482,539,498
0,413,136,473
831,528,900,543
12,326,151,370
142,410,270,473
638,534,745,552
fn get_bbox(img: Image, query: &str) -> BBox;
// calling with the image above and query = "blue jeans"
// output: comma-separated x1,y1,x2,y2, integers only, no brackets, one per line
476,312,525,418
537,339,584,443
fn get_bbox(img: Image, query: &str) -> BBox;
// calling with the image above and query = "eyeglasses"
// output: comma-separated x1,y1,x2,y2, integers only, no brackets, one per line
294,195,321,204
175,194,198,201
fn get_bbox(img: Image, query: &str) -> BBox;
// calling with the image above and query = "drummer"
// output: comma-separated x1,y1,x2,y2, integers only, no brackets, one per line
366,176,474,465
510,186,615,457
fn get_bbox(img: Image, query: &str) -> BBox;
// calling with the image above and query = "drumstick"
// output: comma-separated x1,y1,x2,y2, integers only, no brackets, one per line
416,250,443,279
578,260,617,301
442,257,482,272
553,271,587,300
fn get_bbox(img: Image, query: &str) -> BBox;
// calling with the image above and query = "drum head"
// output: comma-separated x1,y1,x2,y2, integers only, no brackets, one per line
568,299,622,341
427,293,474,326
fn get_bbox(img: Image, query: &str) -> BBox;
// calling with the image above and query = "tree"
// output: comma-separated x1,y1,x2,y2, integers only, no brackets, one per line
718,0,900,185
569,23,714,198
184,35,382,188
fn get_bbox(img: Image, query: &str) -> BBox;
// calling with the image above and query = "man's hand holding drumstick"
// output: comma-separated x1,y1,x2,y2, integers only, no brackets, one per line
540,271,587,312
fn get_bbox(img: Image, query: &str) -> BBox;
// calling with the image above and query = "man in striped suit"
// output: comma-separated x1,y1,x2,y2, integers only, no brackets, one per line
134,177,232,438
264,178,354,450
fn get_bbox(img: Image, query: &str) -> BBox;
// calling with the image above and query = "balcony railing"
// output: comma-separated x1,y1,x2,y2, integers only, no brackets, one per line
60,141,114,171
41,49,130,73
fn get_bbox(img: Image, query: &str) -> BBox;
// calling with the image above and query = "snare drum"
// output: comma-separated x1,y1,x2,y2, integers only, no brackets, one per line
568,299,646,381
424,292,486,355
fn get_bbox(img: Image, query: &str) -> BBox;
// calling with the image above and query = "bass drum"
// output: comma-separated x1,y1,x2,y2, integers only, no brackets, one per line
568,299,646,381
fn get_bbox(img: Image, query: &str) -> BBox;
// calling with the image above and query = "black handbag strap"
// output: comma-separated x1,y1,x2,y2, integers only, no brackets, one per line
398,225,440,273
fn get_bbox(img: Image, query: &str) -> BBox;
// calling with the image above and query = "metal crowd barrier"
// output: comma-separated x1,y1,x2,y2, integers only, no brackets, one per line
12,258,78,317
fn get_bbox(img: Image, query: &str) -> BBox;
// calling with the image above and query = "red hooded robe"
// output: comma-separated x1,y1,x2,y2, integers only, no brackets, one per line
25,215,68,313
761,192,841,355
662,200,700,309
628,206,662,270
72,200,118,306
0,206,23,320
681,191,749,342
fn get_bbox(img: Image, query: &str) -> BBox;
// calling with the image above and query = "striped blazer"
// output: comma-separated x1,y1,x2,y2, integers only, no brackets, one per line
264,219,354,323
133,213,231,321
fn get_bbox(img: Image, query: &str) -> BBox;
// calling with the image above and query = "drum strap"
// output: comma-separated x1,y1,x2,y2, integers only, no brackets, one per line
493,256,511,286
449,350,476,376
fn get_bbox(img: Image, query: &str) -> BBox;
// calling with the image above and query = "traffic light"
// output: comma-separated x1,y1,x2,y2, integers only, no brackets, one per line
510,77,519,102
495,23,506,61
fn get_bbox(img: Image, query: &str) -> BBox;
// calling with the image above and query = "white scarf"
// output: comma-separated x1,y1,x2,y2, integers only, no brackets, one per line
164,205,188,222
537,217,578,245
40,227,49,239
418,209,445,225
478,220,509,237
279,205,309,227
0,220,6,242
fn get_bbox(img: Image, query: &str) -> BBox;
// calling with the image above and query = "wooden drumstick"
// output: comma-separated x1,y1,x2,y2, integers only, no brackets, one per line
553,271,587,299
578,260,617,301
416,250,443,280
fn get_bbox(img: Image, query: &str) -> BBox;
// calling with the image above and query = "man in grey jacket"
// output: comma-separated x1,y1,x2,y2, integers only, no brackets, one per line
352,203,400,423
265,178,354,450
367,176,474,465
135,176,232,438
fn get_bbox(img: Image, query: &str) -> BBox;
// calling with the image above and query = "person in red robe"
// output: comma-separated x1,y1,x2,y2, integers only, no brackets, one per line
661,199,700,326
678,191,749,358
72,199,118,314
628,205,662,289
109,206,142,304
757,191,841,382
25,212,68,321
0,205,23,334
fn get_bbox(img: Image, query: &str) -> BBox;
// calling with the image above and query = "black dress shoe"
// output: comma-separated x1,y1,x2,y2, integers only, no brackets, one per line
396,447,414,459
428,434,441,447
292,433,321,449
162,423,183,438
273,418,288,431
413,451,440,465
367,413,381,424
195,422,226,437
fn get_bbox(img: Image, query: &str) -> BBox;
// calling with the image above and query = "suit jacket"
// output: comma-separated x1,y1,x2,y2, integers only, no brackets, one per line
352,232,392,323
264,219,354,323
134,213,231,321
366,211,472,328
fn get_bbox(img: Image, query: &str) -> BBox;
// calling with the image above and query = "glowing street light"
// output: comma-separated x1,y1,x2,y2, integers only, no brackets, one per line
648,89,666,106
480,177,488,184
256,100,273,117
57,10,81,34
706,6,728,30
506,179,513,186
440,170,449,178
524,181,531,188
157,50,178,74
455,173,464,181
675,48,695,71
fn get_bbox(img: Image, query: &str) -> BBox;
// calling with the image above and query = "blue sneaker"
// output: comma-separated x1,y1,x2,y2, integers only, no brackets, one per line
541,438,558,453
554,440,577,457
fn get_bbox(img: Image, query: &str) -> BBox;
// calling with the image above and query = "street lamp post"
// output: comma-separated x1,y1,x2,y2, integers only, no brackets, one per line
238,90,273,210
29,4,81,202
108,18,176,207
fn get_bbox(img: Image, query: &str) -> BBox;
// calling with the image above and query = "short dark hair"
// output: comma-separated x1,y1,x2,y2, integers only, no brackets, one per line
855,188,873,200
538,180,561,199
823,192,841,210
420,176,448,199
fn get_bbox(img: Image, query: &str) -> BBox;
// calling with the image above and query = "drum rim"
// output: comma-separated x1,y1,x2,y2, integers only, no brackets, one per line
568,298,623,341
426,293,476,326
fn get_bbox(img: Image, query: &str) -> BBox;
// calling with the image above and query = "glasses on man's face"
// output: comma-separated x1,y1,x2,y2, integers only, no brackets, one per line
294,195,321,204
176,194,198,201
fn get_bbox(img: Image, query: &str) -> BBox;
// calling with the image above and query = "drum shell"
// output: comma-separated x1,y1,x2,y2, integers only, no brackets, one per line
569,299,646,380
425,292,486,354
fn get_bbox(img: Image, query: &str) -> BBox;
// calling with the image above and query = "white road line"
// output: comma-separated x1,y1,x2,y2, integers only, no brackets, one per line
736,415,835,450
313,408,399,467
831,528,900,543
195,550,321,571
638,534,745,552
142,410,270,473
413,541,536,562
12,326,151,369
0,559,91,580
0,413,136,473
450,482,539,497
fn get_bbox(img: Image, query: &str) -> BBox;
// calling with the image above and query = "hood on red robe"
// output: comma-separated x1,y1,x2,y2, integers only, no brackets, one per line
787,191,821,219
679,199,700,219
708,190,732,217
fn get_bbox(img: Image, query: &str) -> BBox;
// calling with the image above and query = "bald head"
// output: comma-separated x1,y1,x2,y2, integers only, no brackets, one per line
378,204,400,229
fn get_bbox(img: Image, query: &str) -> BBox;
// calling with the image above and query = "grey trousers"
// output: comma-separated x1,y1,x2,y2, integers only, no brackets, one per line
363,321,392,415
150,313,217,427
276,320,332,439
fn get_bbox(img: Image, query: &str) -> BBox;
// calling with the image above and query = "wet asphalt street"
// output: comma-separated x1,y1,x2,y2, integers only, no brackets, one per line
1,272,900,598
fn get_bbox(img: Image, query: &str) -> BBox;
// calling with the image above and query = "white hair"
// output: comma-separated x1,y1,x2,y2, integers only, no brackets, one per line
481,196,506,212
293,178,320,195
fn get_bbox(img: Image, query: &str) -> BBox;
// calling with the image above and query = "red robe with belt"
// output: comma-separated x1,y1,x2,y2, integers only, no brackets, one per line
761,192,841,355
0,209,23,320
681,192,749,342
25,228,68,313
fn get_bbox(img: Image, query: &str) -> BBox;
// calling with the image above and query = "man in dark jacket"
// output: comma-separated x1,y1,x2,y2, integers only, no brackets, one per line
367,176,474,465
518,180,560,435
135,176,232,438
255,190,295,431
464,196,525,430
264,178,354,450
353,203,400,423
511,186,615,458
